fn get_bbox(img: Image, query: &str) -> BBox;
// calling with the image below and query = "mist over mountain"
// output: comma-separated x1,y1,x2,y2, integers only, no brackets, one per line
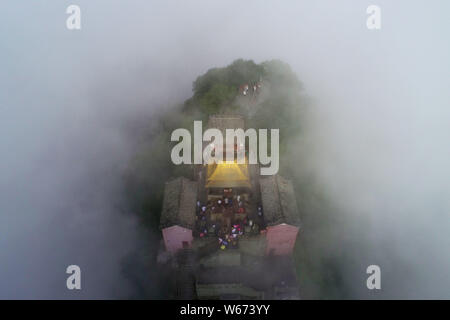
1,1,449,299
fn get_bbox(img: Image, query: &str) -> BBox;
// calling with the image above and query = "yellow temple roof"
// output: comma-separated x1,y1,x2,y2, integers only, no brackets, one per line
206,161,251,188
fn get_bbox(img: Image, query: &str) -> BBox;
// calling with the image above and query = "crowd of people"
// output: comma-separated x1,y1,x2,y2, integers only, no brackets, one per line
194,192,263,250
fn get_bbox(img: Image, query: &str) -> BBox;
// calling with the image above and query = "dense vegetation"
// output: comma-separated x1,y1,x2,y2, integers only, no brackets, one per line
123,59,304,227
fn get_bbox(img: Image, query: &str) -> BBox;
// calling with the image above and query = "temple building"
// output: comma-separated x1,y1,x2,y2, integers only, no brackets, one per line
159,177,198,254
158,114,301,299
260,175,300,256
